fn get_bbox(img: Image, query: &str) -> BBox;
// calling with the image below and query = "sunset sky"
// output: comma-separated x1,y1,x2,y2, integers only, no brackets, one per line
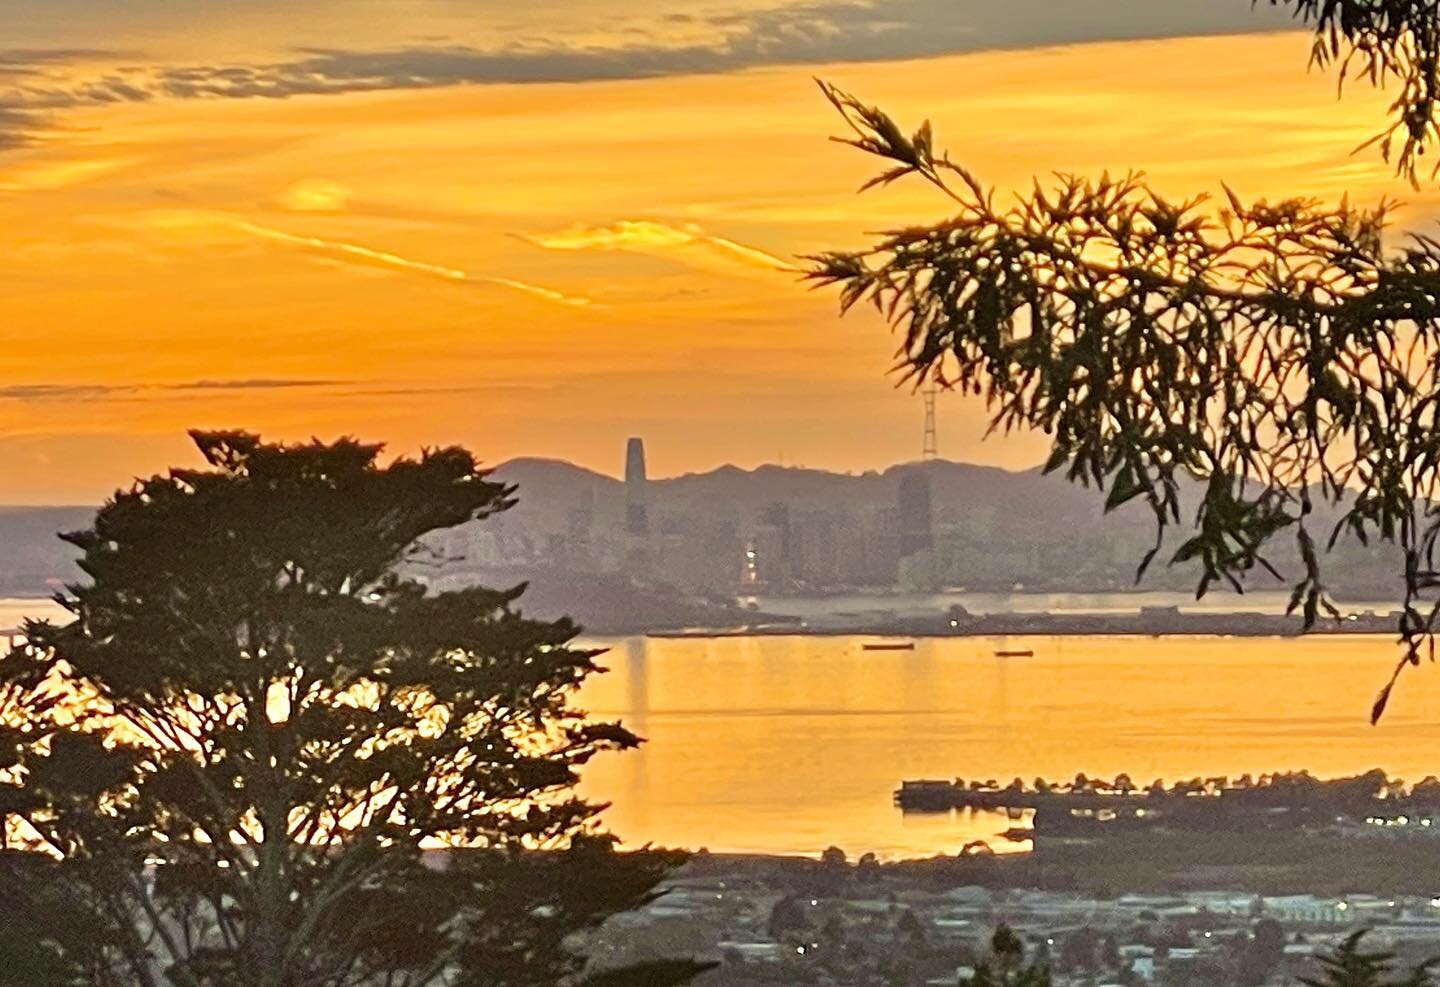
0,0,1432,503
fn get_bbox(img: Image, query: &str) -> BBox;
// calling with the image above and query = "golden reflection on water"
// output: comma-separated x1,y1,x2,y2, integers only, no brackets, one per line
576,634,1434,859
10,591,1430,861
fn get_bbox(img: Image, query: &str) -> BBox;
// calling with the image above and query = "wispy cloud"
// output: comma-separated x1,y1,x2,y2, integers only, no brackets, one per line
0,155,142,192
146,1,1295,95
233,220,468,280
174,378,349,391
223,219,593,306
525,220,790,273
276,179,351,213
0,384,127,402
0,1,1300,148
0,379,349,402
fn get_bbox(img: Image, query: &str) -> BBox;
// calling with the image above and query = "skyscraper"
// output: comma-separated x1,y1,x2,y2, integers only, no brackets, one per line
624,437,649,536
897,472,934,558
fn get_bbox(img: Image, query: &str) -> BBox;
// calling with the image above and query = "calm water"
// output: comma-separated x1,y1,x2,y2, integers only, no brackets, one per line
8,598,1438,860
575,634,1440,859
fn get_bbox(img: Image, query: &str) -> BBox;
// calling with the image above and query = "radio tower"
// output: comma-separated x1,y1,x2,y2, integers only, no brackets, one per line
922,386,939,460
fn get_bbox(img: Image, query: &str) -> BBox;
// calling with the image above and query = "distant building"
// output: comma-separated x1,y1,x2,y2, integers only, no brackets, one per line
897,472,934,558
752,502,792,586
624,437,649,536
791,509,841,586
849,506,900,587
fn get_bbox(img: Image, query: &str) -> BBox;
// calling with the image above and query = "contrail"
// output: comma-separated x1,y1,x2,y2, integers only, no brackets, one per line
233,220,593,306
525,220,790,272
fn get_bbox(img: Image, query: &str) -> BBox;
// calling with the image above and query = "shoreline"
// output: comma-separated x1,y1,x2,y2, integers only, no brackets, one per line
647,610,1402,639
676,833,1440,896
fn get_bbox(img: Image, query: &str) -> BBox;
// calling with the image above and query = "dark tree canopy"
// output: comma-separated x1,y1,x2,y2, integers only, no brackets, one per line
0,431,706,987
960,925,1050,987
1300,930,1438,986
808,81,1440,720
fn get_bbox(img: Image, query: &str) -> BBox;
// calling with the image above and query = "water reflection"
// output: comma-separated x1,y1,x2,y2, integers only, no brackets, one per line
2,596,1424,861
577,633,1421,859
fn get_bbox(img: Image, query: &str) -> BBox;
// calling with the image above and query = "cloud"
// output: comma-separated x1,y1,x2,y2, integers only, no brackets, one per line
143,1,1296,96
230,219,594,306
0,0,1301,144
0,48,158,149
173,378,349,391
233,220,469,280
525,220,790,273
0,106,44,150
0,155,142,192
0,49,134,67
277,179,351,213
0,379,349,402
0,384,129,402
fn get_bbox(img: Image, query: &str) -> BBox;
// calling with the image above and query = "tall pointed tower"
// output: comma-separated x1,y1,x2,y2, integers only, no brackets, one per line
624,437,649,536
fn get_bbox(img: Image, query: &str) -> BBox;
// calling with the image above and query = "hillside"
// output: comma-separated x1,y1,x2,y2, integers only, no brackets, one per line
0,458,1409,603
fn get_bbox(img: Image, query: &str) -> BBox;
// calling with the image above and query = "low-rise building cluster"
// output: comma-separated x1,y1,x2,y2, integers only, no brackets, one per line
584,855,1440,986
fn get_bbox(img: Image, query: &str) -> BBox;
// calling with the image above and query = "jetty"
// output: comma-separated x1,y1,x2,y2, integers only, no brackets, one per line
895,770,1440,840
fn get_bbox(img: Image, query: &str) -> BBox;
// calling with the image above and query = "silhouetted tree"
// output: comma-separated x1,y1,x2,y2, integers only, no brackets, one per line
580,961,717,987
1270,0,1440,183
1059,927,1099,972
0,431,708,987
818,913,848,951
807,77,1440,718
1099,933,1122,970
1414,776,1440,804
0,924,85,987
1237,918,1286,986
896,908,928,946
961,924,1051,987
768,895,809,940
1300,930,1438,986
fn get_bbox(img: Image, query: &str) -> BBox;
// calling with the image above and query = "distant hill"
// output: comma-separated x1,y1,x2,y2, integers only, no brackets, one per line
490,456,1108,529
0,506,90,597
0,457,1409,603
486,456,1404,599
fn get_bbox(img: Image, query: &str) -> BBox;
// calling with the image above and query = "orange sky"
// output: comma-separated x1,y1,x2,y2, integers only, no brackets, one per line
0,14,1432,502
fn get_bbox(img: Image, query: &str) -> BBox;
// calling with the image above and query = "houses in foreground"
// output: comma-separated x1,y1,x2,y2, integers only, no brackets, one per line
585,856,1440,986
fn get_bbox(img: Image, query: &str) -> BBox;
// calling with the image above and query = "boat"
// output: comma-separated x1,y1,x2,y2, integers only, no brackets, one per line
862,642,915,651
994,648,1034,658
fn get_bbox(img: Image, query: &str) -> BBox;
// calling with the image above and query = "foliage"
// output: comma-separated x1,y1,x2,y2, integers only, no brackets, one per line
577,961,716,987
1273,0,1440,183
1300,930,1438,986
1236,918,1286,986
807,82,1440,718
0,430,704,987
0,922,86,987
961,925,1051,987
